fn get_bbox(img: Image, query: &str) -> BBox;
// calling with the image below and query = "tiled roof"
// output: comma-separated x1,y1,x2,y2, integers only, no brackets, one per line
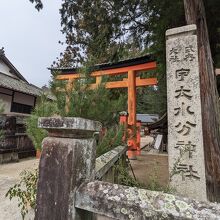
137,114,159,123
147,113,167,130
49,54,155,74
0,48,55,100
0,72,42,96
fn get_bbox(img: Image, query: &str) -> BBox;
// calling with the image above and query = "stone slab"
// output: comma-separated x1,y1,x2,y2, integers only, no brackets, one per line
38,117,102,132
166,25,207,201
76,181,220,220
154,134,163,150
166,24,196,38
95,145,126,180
35,137,96,220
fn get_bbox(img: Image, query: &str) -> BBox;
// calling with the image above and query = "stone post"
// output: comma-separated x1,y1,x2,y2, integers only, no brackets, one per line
35,117,102,220
166,25,207,201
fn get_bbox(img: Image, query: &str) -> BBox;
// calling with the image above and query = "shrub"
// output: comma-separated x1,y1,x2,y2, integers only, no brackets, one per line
6,169,38,220
26,95,57,151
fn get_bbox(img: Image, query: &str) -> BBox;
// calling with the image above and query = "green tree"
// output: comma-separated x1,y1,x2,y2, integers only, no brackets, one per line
30,0,220,114
56,0,185,115
31,0,220,70
26,95,57,151
57,0,220,114
50,70,127,127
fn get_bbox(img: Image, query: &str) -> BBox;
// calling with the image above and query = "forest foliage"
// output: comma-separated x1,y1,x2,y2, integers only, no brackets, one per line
30,0,220,115
55,0,219,115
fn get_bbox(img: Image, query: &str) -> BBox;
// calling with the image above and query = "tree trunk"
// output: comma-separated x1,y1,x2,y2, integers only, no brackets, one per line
184,0,220,202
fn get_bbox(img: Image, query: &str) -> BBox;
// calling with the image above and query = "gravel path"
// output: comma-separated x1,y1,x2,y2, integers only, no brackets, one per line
0,158,39,220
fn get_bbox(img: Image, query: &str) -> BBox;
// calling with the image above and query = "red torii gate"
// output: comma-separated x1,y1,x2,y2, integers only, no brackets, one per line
54,55,157,159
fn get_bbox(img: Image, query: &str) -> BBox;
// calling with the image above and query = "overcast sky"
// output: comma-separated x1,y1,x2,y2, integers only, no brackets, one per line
0,1,64,87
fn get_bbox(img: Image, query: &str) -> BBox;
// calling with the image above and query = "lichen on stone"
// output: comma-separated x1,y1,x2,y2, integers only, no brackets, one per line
175,200,190,211
125,189,137,201
164,202,176,211
138,189,149,201
103,189,109,194
185,211,193,219
165,194,176,202
143,210,153,217
121,208,128,215
161,212,168,218
128,214,135,219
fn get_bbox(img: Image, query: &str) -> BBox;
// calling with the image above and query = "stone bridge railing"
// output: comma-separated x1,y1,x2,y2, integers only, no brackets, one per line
35,117,220,220
95,145,126,182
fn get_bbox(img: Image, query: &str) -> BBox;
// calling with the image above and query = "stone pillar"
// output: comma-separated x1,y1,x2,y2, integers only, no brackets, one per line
166,25,207,201
35,117,102,220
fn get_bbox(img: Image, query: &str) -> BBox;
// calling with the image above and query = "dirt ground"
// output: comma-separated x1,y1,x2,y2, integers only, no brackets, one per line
0,158,39,220
130,150,169,187
130,136,169,188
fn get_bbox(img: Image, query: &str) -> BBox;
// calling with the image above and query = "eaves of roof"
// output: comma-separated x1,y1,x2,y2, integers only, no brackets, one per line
0,53,28,83
49,54,156,75
0,72,41,96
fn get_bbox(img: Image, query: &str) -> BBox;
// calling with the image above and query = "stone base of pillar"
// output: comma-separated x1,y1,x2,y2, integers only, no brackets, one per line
35,117,102,220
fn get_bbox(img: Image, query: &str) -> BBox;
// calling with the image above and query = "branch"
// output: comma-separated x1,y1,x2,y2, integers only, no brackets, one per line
29,0,43,11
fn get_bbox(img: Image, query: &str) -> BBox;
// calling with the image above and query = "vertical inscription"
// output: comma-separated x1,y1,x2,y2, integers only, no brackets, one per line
166,25,207,201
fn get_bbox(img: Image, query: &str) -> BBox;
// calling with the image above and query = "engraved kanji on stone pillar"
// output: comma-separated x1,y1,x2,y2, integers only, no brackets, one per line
166,25,207,201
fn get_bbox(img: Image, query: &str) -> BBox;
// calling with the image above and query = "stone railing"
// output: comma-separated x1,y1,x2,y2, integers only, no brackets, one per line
35,117,220,220
95,145,127,182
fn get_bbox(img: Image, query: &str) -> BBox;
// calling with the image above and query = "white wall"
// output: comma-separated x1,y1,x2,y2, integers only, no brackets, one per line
0,87,13,113
0,94,12,113
0,60,17,78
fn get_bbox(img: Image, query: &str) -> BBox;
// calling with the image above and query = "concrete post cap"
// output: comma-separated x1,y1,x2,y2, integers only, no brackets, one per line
38,117,102,138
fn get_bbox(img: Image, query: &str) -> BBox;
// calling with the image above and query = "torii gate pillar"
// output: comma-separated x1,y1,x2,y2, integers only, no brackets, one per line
53,56,157,160
127,70,138,159
128,70,136,126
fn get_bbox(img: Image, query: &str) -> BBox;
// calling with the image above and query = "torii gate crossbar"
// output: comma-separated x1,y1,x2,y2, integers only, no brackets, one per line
55,57,157,159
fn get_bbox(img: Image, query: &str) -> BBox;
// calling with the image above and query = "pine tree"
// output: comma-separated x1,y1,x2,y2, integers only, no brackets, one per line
30,1,220,115
57,0,186,115
26,95,57,151
50,68,127,127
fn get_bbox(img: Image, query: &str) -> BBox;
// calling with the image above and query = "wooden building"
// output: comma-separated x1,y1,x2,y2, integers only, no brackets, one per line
0,48,42,115
0,48,45,163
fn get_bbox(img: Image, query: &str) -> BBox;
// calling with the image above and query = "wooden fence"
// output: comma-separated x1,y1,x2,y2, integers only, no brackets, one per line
0,115,35,163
